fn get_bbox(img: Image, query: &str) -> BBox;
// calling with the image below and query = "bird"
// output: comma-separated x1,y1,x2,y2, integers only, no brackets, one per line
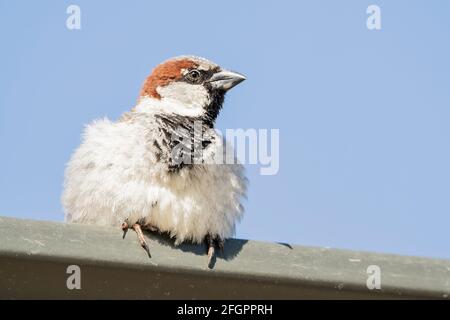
62,56,247,267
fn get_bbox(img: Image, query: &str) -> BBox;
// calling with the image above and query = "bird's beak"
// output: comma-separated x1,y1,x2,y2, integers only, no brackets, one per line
207,69,246,91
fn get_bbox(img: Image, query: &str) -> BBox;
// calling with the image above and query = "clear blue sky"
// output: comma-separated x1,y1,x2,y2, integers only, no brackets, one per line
1,1,449,259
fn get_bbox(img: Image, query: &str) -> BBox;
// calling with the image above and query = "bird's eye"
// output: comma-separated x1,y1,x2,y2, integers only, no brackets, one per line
185,70,203,84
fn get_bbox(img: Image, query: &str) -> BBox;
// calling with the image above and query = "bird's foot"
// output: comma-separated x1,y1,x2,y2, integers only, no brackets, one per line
205,234,224,269
121,219,151,258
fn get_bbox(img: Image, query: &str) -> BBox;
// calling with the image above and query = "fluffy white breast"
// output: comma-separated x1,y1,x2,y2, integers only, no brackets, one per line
62,114,247,244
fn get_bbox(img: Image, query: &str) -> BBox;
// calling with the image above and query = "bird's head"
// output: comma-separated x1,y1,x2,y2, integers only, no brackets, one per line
136,56,246,124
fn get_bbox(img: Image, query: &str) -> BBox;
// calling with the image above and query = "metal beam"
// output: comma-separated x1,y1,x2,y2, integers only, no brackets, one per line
0,216,449,299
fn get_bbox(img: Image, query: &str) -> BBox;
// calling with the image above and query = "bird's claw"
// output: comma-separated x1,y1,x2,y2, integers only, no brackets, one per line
141,239,152,258
121,221,129,239
133,223,151,258
121,220,151,258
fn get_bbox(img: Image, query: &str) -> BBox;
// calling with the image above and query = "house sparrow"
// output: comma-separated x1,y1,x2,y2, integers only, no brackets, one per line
62,56,247,267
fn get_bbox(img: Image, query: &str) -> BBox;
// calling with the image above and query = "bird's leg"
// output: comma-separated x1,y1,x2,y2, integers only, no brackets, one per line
205,234,215,268
205,234,224,269
121,219,151,258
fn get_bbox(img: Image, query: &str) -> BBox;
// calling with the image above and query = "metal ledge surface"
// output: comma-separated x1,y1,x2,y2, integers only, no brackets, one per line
0,216,449,299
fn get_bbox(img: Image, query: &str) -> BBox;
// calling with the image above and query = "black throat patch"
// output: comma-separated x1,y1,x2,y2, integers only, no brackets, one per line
153,92,225,172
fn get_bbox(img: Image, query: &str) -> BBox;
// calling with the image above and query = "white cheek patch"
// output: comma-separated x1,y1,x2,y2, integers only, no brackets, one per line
156,82,211,116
